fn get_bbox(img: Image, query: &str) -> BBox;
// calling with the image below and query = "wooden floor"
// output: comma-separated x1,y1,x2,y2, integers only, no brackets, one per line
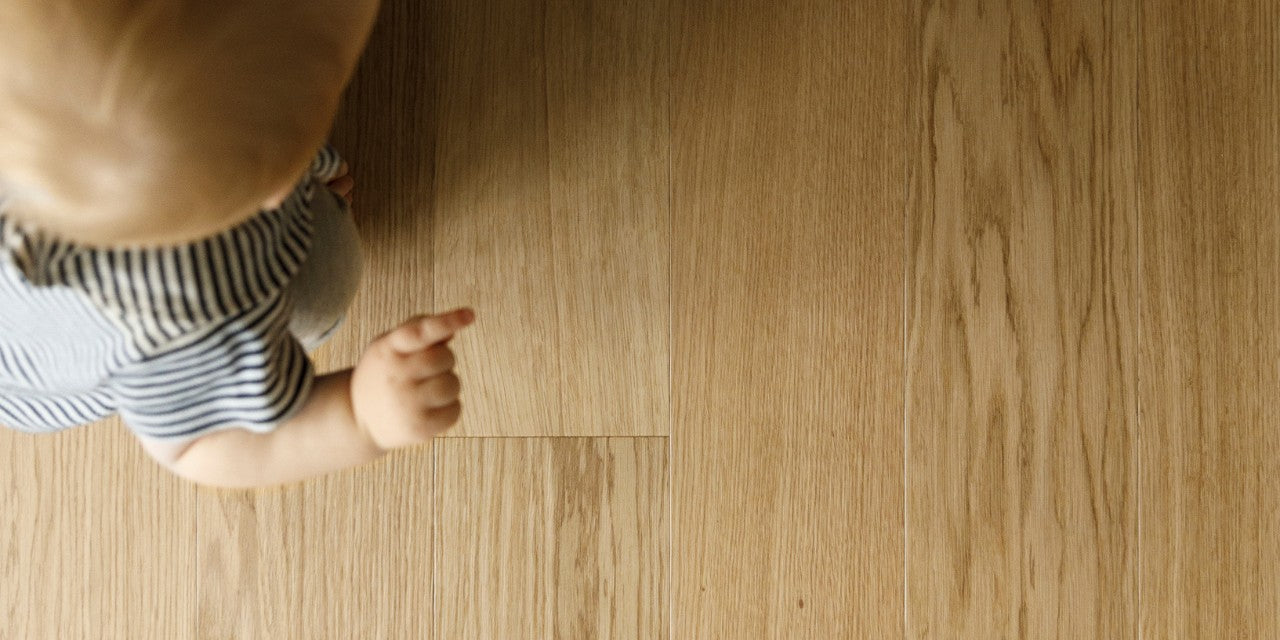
1,0,1276,637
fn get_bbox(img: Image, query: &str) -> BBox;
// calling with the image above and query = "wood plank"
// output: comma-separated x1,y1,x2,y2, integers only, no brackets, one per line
196,2,438,635
544,0,671,437
195,452,434,638
428,0,559,437
1138,0,1280,636
430,0,670,437
0,422,195,638
670,2,907,636
433,437,667,639
905,0,1138,637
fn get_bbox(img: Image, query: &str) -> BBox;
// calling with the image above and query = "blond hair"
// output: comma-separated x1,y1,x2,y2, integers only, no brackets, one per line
0,0,360,245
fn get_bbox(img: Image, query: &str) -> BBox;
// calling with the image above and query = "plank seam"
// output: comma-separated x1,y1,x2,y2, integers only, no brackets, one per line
901,7,916,636
435,435,671,440
666,2,676,635
1134,0,1143,635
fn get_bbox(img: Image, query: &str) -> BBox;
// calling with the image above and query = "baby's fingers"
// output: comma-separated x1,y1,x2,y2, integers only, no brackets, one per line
399,344,457,380
423,401,463,431
418,372,462,408
385,308,475,354
328,175,354,198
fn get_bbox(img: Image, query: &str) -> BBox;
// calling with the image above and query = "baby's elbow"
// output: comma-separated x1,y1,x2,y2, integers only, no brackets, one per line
134,430,253,489
151,426,290,490
135,433,199,470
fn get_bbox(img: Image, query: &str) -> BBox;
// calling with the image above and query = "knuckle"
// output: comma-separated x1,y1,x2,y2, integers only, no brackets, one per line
370,332,398,356
379,317,424,349
400,314,430,334
434,372,461,399
428,345,456,371
411,401,461,436
407,410,436,436
435,401,462,425
389,376,419,401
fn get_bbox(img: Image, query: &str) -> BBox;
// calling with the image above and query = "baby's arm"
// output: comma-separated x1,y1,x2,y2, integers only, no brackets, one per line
141,309,474,490
147,370,377,489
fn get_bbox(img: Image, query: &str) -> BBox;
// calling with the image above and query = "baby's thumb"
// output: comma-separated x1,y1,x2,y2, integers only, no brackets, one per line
386,308,475,353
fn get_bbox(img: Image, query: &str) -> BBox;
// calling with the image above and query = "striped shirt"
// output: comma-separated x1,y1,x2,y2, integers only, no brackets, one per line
0,144,348,445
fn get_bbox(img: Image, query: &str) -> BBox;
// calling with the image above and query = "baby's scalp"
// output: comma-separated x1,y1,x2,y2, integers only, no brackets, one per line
0,0,376,246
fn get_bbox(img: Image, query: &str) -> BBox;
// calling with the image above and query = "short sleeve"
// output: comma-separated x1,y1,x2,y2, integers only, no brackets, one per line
108,292,315,443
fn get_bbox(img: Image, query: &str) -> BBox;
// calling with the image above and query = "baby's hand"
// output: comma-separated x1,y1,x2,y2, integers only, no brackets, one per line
326,161,354,206
351,308,476,452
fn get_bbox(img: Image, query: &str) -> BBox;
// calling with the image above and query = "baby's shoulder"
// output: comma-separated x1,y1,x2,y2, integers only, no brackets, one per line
2,201,316,354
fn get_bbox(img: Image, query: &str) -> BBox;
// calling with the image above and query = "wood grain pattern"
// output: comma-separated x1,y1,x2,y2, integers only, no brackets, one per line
1138,0,1280,636
670,2,907,636
905,0,1138,637
0,422,195,638
544,0,671,438
195,452,435,638
428,0,559,437
433,437,667,639
431,0,670,437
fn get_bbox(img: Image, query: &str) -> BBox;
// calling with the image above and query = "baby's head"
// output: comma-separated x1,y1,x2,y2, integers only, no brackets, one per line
0,0,379,245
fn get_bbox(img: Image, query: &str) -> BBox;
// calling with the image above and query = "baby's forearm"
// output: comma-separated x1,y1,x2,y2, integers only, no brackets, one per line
168,370,386,489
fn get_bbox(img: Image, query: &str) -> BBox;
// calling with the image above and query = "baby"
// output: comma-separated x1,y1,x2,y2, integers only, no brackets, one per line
0,0,474,488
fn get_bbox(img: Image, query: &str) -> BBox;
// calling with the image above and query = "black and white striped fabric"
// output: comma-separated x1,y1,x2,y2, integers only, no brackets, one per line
0,143,346,443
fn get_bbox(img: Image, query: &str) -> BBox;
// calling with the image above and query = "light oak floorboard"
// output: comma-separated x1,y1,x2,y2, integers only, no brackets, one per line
195,453,435,639
430,0,670,437
433,437,668,639
670,2,908,636
429,0,559,437
544,0,671,438
1138,0,1280,636
0,422,195,638
905,0,1138,637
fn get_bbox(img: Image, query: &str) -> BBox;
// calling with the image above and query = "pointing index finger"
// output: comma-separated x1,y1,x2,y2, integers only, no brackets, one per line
387,308,475,353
